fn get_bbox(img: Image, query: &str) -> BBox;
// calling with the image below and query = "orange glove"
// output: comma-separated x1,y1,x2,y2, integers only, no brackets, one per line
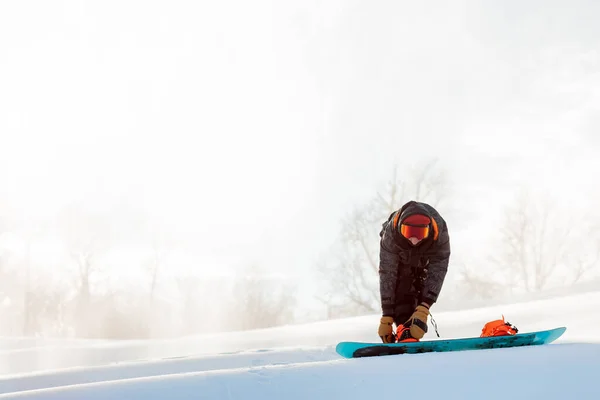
378,316,395,343
404,304,429,339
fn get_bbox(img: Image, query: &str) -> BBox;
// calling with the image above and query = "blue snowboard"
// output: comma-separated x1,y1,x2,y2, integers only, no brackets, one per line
335,326,566,358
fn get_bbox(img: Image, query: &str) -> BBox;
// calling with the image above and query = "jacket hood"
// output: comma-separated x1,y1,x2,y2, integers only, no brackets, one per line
398,201,433,224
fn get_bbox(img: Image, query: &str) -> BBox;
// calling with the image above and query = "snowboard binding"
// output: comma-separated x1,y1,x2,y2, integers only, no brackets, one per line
480,315,519,337
395,324,418,342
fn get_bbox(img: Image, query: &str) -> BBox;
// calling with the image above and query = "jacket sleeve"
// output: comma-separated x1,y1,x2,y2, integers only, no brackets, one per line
420,224,451,305
378,215,401,316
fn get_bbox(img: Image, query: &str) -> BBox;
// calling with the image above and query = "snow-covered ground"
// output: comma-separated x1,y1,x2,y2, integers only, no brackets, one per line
0,291,599,399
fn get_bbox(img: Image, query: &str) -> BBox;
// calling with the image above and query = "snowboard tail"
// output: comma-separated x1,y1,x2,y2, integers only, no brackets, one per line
336,326,566,358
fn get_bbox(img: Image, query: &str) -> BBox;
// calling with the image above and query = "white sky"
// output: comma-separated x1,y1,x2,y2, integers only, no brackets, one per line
1,1,600,305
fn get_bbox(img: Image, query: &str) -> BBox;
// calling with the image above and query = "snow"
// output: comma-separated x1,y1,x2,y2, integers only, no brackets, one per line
0,291,599,399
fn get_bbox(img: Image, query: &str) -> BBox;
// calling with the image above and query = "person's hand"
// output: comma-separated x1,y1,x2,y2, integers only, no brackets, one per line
404,304,429,339
378,316,395,343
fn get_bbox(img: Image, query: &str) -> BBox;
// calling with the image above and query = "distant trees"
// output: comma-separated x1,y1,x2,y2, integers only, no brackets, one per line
458,187,600,298
0,255,25,336
4,163,598,339
176,274,208,335
57,204,115,337
0,200,299,339
230,265,297,331
316,158,451,318
140,223,176,337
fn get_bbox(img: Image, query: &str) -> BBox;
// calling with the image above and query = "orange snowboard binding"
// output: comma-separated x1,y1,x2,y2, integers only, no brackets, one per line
480,315,519,337
396,324,419,342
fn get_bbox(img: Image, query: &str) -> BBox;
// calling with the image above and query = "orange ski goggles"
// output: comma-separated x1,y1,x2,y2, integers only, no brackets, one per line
400,223,430,240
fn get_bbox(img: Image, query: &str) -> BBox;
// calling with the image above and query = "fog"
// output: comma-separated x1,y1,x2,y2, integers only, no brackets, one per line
1,1,599,339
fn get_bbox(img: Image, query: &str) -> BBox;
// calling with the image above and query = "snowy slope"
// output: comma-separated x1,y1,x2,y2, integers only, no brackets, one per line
0,291,599,399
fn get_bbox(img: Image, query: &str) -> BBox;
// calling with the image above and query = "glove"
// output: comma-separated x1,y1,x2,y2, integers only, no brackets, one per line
404,304,429,339
378,316,395,343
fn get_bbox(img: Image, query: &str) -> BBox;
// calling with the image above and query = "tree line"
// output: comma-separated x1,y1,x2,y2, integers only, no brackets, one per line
0,203,297,339
1,158,598,339
315,158,600,318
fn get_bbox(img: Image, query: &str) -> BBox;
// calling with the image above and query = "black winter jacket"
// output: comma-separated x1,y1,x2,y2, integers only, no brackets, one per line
378,200,451,316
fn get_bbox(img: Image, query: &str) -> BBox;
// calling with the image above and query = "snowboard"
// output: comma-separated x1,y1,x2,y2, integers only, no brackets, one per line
335,326,566,358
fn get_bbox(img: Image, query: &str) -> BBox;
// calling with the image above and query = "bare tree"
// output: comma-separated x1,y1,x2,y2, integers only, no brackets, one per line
16,223,48,335
229,265,297,331
175,274,213,335
22,280,69,337
455,264,508,300
141,225,175,318
57,204,115,337
0,219,24,335
90,287,151,339
317,158,451,317
485,188,598,294
145,239,162,310
570,219,600,284
22,239,34,335
3,221,71,337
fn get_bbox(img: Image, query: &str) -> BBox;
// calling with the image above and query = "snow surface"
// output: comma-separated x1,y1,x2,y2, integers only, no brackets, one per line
0,291,599,399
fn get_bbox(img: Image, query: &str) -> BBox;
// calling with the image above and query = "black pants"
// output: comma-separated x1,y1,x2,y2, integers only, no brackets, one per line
392,267,420,326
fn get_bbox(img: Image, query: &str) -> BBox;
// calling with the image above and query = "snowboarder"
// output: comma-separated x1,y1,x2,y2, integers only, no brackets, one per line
377,200,451,343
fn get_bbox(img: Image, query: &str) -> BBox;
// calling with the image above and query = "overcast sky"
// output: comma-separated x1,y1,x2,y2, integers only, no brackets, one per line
1,1,599,299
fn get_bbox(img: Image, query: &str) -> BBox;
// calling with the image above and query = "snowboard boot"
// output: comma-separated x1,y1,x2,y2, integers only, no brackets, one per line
396,324,419,342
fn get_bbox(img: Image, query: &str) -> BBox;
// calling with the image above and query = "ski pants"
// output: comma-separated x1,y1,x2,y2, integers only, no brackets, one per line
391,266,422,326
